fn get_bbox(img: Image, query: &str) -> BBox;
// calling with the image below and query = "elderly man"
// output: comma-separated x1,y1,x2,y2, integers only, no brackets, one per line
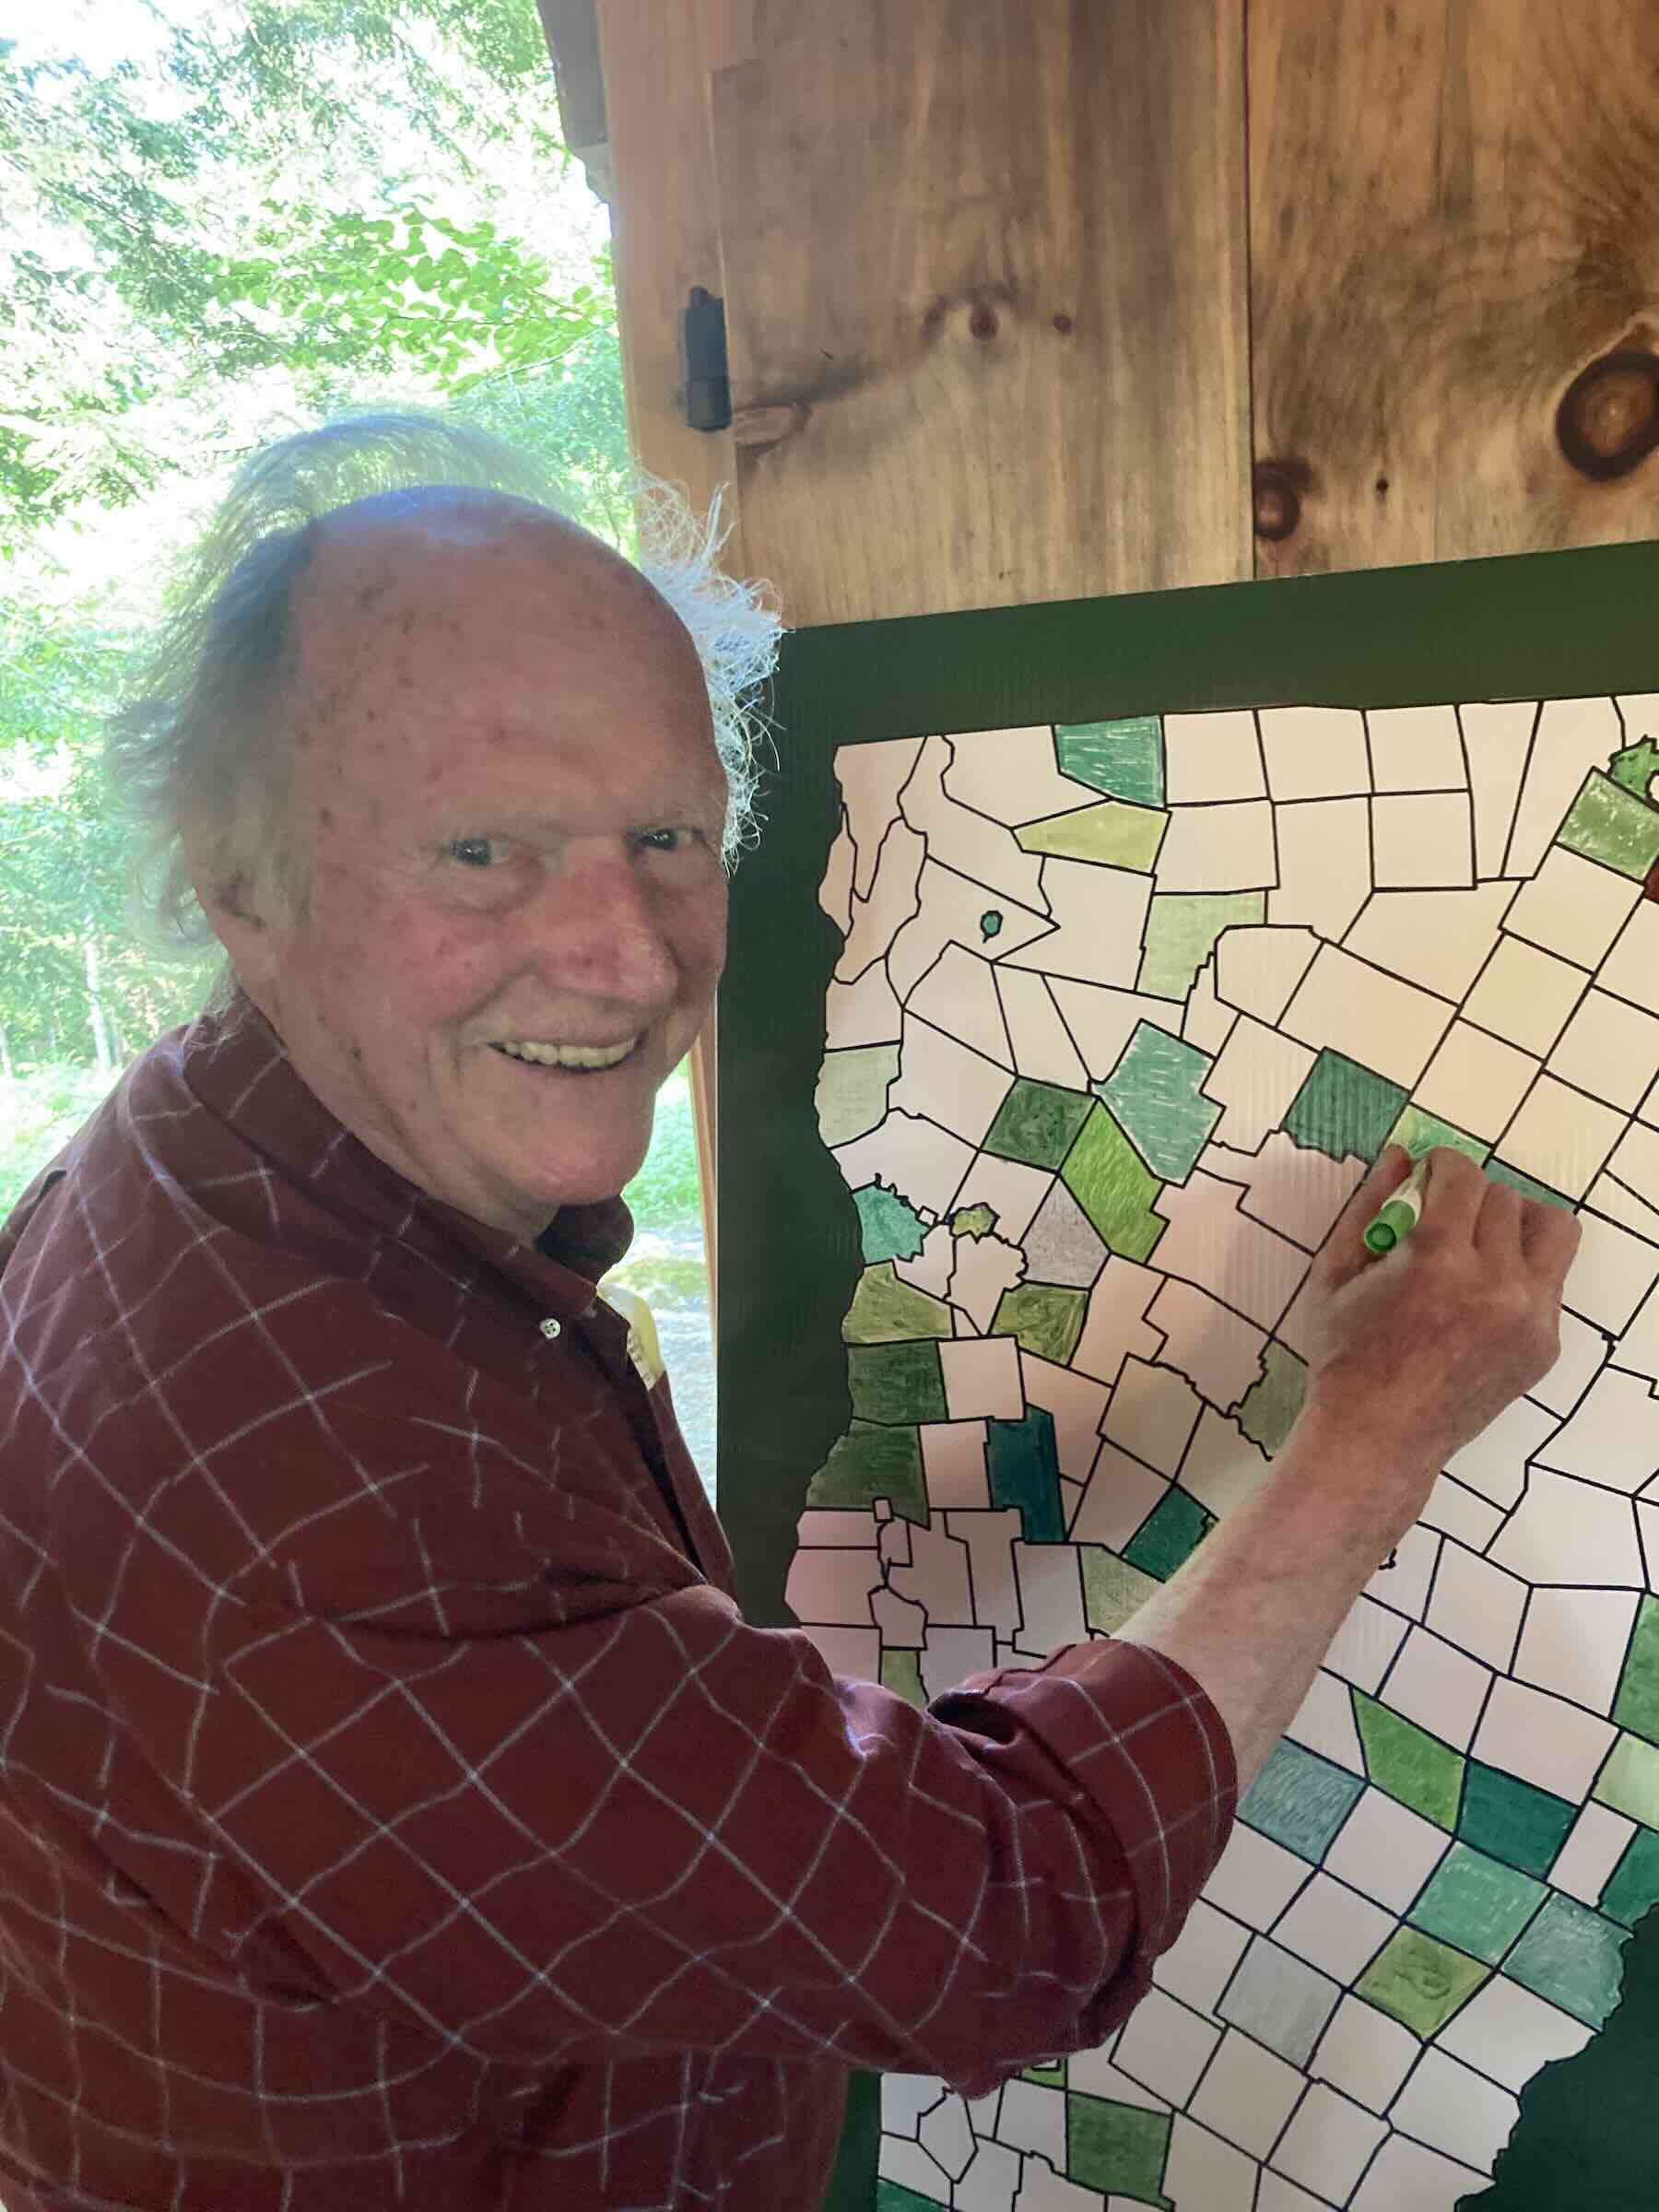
0,418,1577,2212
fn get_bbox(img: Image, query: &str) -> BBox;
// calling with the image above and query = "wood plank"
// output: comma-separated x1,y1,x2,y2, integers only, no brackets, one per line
1250,0,1659,577
594,1,753,1313
706,0,1252,628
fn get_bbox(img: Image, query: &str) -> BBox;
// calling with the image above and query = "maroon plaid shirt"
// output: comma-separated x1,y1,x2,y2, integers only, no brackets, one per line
0,992,1235,2210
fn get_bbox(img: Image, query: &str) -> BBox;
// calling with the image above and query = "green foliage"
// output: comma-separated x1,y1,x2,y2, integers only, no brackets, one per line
1,3,632,1093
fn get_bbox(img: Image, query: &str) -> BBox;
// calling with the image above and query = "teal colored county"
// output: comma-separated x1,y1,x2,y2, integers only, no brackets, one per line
1066,2094,1172,2207
1354,1692,1465,1830
1284,1048,1410,1166
1017,798,1169,871
806,1421,927,1524
1123,1487,1214,1582
1458,1760,1577,1878
816,1042,899,1148
1557,769,1659,882
1407,1841,1546,1965
987,1406,1066,1542
1054,716,1165,809
1238,1343,1308,1455
842,1263,954,1346
847,1340,947,1426
1096,1022,1221,1181
1359,1927,1488,2039
1594,1733,1659,1829
985,1077,1096,1171
991,1281,1088,1366
1080,1546,1162,1634
1485,1159,1575,1211
1138,891,1265,1002
1390,1101,1489,1166
1240,1737,1365,1864
877,2183,947,2212
853,1181,929,1264
1613,1594,1659,1746
1601,1826,1659,1930
1506,1893,1631,2030
1060,1102,1167,1262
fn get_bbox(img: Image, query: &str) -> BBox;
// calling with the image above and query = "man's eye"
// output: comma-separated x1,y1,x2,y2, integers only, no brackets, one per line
639,827,695,853
447,837,501,868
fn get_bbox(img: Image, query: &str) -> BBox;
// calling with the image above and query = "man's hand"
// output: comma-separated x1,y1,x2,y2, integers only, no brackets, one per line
1297,1145,1580,1550
1113,1142,1581,1790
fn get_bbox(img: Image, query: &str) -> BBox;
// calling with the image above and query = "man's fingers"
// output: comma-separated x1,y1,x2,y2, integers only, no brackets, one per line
1522,1194,1583,1290
1412,1146,1485,1250
1316,1143,1416,1292
1474,1174,1524,1265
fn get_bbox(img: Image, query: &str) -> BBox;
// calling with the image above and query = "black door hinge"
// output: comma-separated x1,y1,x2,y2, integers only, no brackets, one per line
679,286,731,432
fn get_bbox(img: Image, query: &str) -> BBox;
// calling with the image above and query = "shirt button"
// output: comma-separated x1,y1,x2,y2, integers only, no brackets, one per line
540,1317,563,1341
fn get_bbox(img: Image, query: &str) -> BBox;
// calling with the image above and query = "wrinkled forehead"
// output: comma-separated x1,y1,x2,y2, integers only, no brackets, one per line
292,488,686,678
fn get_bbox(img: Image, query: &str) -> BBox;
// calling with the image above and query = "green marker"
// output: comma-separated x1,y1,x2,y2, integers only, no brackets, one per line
1364,1156,1430,1255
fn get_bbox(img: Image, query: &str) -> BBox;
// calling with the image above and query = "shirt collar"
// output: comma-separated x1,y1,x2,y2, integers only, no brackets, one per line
181,985,635,1305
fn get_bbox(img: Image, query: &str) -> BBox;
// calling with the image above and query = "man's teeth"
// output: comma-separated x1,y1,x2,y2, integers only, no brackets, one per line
494,1038,637,1069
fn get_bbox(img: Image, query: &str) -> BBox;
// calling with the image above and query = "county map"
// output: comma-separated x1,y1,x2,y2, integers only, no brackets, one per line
793,697,1659,2211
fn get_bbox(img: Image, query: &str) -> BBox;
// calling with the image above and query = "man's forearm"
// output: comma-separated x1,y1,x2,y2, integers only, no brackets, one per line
1110,1408,1430,1791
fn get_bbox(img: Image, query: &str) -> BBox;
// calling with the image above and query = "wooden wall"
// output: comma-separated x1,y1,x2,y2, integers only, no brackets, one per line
585,0,1659,629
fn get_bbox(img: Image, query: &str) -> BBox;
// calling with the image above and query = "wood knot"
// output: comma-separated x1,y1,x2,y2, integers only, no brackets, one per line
969,302,998,341
1557,350,1659,481
1052,312,1074,335
1253,458,1312,541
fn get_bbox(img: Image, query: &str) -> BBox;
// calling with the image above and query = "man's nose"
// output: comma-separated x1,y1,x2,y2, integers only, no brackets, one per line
536,852,677,1003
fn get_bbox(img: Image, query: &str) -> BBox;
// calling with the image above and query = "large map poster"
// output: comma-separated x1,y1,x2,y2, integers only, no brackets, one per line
715,552,1659,2212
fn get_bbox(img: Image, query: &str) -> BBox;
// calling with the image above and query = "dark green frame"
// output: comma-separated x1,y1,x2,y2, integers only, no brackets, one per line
718,540,1659,2212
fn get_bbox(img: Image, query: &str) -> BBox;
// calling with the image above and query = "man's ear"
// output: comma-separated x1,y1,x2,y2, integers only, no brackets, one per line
188,855,279,993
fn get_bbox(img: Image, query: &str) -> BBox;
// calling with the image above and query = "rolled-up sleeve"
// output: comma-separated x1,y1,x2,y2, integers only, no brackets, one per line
168,1543,1233,2097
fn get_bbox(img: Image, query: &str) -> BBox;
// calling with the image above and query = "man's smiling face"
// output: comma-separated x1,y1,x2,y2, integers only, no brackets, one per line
205,498,729,1243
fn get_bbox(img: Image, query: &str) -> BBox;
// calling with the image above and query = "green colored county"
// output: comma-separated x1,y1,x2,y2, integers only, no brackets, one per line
1081,1547,1162,1634
847,1340,947,1426
991,1281,1088,1367
816,1042,899,1148
1354,1692,1465,1830
1054,716,1166,809
986,1406,1066,1542
985,1077,1096,1171
1458,1760,1577,1877
1061,1102,1167,1262
1138,892,1265,1002
1237,1343,1309,1455
1595,1733,1659,1829
842,1263,954,1346
1285,1048,1410,1166
1486,1159,1574,1211
1390,1103,1489,1166
950,1203,997,1239
1097,1022,1221,1182
879,1648,927,1712
1066,2094,1172,2207
1022,2059,1066,2087
1016,797,1168,871
853,1181,929,1264
1613,1594,1659,1746
1240,1737,1366,1864
1610,735,1659,800
1557,769,1659,882
1123,1487,1214,1582
1408,1842,1547,1965
1601,1826,1659,1930
806,1421,928,1524
1506,1894,1631,2030
1359,1927,1488,2039
876,2184,947,2212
